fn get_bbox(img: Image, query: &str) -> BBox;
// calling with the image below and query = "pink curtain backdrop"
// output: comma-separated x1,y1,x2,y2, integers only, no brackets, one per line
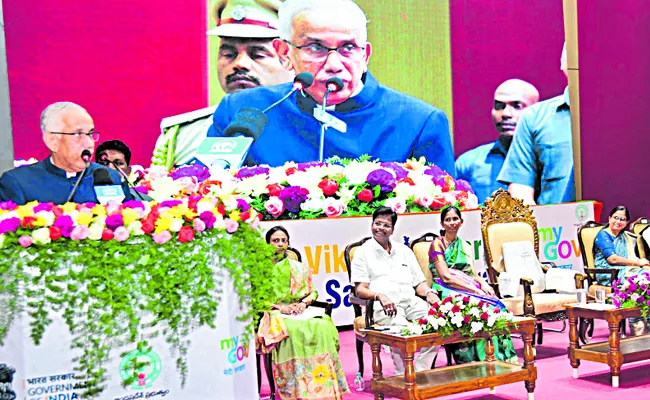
3,0,207,165
450,0,567,158
578,0,650,220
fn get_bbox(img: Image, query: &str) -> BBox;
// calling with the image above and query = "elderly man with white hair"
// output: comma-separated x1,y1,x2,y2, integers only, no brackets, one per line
206,0,455,171
0,102,130,205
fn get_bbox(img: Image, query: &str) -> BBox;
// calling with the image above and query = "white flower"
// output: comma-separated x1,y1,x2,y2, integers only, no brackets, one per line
169,218,184,232
236,175,270,197
393,182,415,200
410,324,423,335
471,321,484,334
128,221,145,236
487,315,497,328
440,302,453,313
437,318,447,327
88,223,104,240
465,193,479,209
301,197,324,213
336,186,357,204
451,313,464,327
149,176,183,202
343,160,380,185
35,211,55,227
32,227,51,245
469,307,480,318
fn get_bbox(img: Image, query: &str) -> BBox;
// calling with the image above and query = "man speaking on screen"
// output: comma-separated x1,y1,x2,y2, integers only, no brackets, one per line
207,0,455,173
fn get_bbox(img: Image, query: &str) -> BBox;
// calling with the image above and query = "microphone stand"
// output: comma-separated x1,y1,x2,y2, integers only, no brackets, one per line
66,162,90,203
102,157,146,201
318,89,332,162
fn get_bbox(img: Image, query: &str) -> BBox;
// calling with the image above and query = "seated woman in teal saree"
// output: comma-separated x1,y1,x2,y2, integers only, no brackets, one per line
257,226,349,400
428,206,518,364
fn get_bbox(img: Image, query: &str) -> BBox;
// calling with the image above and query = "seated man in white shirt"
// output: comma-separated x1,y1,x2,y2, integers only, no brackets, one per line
351,206,440,375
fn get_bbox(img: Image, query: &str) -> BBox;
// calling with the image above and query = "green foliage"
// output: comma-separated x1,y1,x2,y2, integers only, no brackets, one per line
0,225,277,399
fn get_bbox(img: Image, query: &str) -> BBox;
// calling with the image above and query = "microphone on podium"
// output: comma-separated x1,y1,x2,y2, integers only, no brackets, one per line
92,168,126,204
316,77,345,162
66,149,92,203
196,73,315,169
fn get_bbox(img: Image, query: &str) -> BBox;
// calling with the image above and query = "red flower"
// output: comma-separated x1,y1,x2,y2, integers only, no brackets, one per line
437,312,444,318
480,312,489,321
217,203,226,216
285,167,298,176
428,308,436,316
477,301,485,309
188,197,200,212
442,296,452,305
49,226,62,241
267,183,284,197
398,177,415,186
418,318,428,325
430,195,448,210
240,211,251,221
198,179,222,195
101,229,114,241
430,302,440,310
21,216,38,229
318,179,339,196
141,219,155,234
462,296,470,304
463,315,472,323
51,206,63,218
441,175,455,192
493,308,501,314
357,189,374,202
178,226,195,243
451,305,461,313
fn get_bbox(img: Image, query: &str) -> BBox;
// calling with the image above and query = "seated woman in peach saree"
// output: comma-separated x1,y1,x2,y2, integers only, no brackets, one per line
258,226,349,400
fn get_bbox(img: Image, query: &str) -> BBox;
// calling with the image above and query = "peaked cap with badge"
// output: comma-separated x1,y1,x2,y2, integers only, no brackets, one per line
207,0,283,38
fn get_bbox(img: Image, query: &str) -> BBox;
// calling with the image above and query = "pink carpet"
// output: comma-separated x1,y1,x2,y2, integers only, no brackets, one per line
259,320,650,399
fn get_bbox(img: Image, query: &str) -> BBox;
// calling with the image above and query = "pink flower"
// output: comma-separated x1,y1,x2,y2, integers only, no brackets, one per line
70,225,90,241
264,196,284,218
177,176,199,193
384,198,406,214
193,218,206,233
225,219,239,233
18,235,33,247
415,195,433,208
113,226,130,242
105,202,122,216
153,230,172,245
323,198,345,217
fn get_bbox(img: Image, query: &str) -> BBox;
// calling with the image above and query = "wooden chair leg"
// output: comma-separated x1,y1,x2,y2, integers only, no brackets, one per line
355,338,365,375
264,353,276,400
256,354,262,393
445,345,453,366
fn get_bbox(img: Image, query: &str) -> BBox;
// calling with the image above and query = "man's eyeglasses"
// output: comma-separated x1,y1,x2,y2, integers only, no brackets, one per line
612,216,628,222
284,40,366,61
51,131,100,142
373,221,393,230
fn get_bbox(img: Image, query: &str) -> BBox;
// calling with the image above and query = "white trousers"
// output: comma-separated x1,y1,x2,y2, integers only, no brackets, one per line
373,295,440,375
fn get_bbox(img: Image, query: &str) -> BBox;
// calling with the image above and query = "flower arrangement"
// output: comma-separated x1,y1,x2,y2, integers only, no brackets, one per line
133,156,478,220
402,295,516,338
612,272,650,318
0,197,280,399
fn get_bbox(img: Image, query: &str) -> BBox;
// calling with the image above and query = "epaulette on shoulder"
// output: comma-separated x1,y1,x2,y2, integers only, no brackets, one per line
160,105,218,131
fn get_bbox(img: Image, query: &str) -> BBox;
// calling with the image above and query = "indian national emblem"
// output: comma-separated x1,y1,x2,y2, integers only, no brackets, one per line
575,204,589,224
232,5,247,21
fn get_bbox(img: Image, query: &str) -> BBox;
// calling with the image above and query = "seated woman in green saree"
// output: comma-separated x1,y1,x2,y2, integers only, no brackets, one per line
257,226,349,400
428,206,518,364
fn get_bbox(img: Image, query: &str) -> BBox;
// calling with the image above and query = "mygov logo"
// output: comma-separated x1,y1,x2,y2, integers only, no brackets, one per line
119,348,162,390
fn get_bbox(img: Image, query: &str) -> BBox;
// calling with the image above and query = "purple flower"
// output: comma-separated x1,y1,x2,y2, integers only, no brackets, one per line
455,179,475,194
297,161,325,171
236,198,251,212
367,169,396,192
629,283,638,292
424,165,453,187
171,164,210,183
0,217,21,234
236,166,270,179
134,186,150,194
380,162,408,180
199,211,216,230
53,215,74,237
105,214,124,231
123,200,145,210
278,186,309,213
0,200,18,211
613,298,622,308
637,296,645,304
159,200,183,208
647,299,650,307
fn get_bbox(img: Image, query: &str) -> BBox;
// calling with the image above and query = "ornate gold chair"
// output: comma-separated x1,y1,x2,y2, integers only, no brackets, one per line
481,189,586,345
344,237,372,375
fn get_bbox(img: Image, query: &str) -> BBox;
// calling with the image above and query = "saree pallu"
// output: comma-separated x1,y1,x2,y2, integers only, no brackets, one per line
257,258,349,399
429,237,519,364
